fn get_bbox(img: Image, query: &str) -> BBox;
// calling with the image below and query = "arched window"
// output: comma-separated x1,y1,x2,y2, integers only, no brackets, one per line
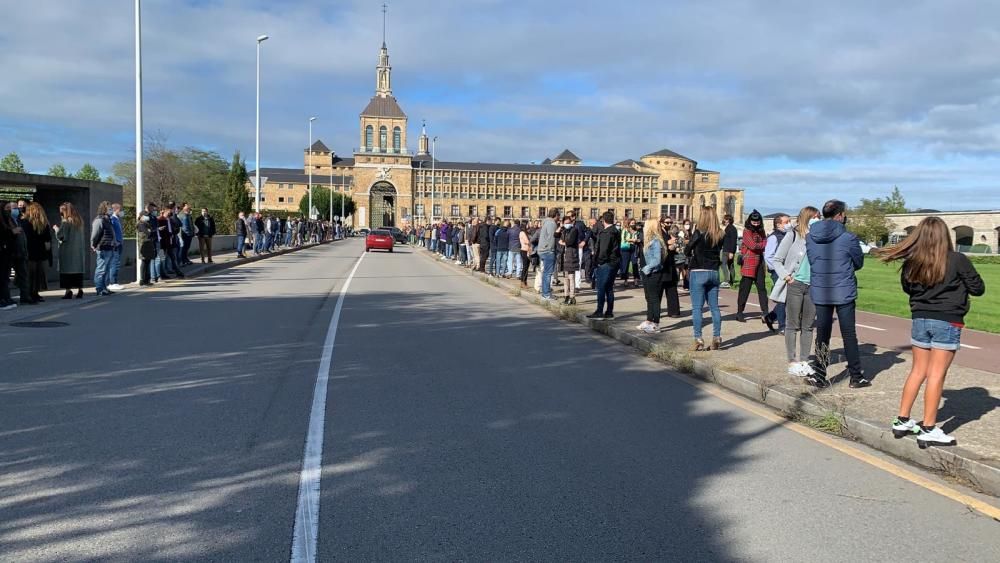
699,195,706,208
710,194,717,208
379,126,388,152
392,127,401,153
365,125,373,151
726,196,736,216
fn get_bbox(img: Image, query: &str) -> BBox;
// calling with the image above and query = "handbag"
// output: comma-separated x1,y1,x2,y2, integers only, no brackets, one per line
737,254,743,267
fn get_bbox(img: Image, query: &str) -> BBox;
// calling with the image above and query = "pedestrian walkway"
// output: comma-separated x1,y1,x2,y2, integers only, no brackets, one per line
423,249,1000,495
2,240,332,325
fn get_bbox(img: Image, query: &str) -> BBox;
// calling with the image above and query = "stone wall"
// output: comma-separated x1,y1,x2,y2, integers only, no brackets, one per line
887,211,1000,253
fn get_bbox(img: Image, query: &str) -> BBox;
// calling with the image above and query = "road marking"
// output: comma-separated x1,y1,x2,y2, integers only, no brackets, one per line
663,368,1000,521
290,251,366,563
80,301,108,310
960,343,982,350
33,312,66,322
856,323,887,332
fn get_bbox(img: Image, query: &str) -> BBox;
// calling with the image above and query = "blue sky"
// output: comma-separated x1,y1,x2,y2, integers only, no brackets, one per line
2,0,1000,212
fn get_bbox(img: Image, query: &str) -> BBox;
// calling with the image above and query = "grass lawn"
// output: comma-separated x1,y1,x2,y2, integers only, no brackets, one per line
731,257,1000,333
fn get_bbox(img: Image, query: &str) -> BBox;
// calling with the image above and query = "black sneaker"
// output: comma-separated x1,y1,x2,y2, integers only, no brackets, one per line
808,361,827,379
585,312,605,320
805,373,830,388
603,312,614,319
849,376,871,389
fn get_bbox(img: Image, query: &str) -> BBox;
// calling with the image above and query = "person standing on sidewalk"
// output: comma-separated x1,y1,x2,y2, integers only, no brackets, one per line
876,217,985,448
637,216,679,333
720,214,738,288
558,215,580,304
136,204,158,286
685,207,725,351
587,212,621,319
107,203,125,291
90,201,116,296
736,210,775,332
770,206,819,377
518,220,532,288
537,209,559,300
235,212,248,258
806,199,867,388
495,220,510,277
619,219,639,288
195,208,216,263
477,217,492,272
177,203,194,266
22,202,53,302
764,213,790,333
0,202,21,310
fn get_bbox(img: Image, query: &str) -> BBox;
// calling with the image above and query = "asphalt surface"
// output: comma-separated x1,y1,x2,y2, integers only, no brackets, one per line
2,239,999,562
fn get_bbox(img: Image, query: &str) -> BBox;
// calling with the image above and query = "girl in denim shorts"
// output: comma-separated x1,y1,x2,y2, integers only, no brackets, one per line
875,217,985,448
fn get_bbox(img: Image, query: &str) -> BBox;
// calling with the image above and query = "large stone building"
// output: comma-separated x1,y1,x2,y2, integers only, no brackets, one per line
888,209,1000,253
249,39,744,229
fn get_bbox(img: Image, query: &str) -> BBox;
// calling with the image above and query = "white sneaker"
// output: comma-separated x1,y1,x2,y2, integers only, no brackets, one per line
917,426,956,448
636,321,651,331
0,302,17,311
641,324,659,334
788,363,805,376
891,417,921,439
108,284,124,291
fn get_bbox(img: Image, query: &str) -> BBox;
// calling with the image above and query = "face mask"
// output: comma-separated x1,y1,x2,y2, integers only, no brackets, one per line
783,223,793,232
808,217,820,227
11,209,19,219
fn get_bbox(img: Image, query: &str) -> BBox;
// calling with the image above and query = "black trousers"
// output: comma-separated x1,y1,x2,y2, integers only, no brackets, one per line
641,271,680,323
737,261,769,317
478,245,489,271
814,301,863,376
519,251,530,284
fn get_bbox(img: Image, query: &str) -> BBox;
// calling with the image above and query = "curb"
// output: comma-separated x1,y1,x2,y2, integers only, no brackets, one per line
419,247,1000,498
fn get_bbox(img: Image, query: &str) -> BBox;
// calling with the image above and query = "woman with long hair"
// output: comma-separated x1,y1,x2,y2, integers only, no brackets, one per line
770,206,820,377
53,202,86,299
675,219,692,292
22,202,52,302
736,209,775,331
875,217,985,448
637,215,680,333
557,215,580,304
619,219,639,287
685,207,725,351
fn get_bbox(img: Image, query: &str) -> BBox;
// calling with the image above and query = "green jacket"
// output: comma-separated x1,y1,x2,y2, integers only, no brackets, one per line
56,221,87,275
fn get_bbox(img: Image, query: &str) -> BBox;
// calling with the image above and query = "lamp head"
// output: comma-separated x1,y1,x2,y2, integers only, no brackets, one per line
309,117,317,122
257,34,269,42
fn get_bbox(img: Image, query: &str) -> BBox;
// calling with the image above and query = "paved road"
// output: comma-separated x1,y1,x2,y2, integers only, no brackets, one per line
2,239,998,561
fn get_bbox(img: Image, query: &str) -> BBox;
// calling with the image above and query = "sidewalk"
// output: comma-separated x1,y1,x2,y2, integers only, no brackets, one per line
419,247,1000,497
2,240,335,325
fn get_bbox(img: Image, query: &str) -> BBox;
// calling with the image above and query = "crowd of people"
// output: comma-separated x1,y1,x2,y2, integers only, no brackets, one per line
407,199,986,448
1,198,339,306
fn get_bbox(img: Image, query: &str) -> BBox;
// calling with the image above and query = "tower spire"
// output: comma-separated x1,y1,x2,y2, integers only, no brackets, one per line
375,4,392,97
382,3,387,47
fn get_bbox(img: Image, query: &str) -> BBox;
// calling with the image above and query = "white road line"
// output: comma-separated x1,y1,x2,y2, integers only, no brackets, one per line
290,251,366,563
961,343,982,350
856,323,887,332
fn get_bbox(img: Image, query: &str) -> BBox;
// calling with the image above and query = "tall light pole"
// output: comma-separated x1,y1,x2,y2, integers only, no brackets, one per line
431,136,437,222
134,0,143,254
329,162,333,237
308,116,316,219
255,34,269,212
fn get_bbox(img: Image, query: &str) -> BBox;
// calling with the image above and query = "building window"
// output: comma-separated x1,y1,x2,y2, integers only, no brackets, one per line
671,179,678,190
589,208,599,219
520,206,530,218
433,203,442,217
469,205,478,217
710,194,717,208
503,206,513,218
365,125,373,150
641,209,650,220
288,197,294,203
625,208,633,219
400,207,409,218
538,206,546,218
278,197,285,203
379,126,388,152
415,203,425,216
451,204,460,217
701,174,709,182
486,205,496,217
393,126,401,152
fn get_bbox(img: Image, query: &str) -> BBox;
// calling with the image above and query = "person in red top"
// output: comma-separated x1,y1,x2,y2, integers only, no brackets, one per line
737,210,775,331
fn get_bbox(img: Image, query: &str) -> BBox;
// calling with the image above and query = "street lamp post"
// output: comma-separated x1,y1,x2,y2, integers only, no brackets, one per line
431,136,437,223
255,34,269,212
308,116,316,220
134,0,143,270
329,163,333,238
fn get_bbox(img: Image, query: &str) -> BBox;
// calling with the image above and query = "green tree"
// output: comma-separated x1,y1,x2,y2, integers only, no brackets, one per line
849,197,894,245
883,185,907,214
1,152,26,173
222,150,252,222
75,163,101,181
298,187,355,221
47,163,69,177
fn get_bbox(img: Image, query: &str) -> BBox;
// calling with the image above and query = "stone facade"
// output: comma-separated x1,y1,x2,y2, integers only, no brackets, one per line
888,210,1000,253
248,40,744,229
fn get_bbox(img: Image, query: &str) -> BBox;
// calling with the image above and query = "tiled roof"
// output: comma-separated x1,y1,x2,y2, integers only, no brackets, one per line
361,95,407,118
309,140,330,153
643,148,694,162
430,161,657,176
553,149,581,162
250,167,352,185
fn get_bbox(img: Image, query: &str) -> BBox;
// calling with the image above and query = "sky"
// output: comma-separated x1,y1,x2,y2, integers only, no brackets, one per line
2,0,1000,212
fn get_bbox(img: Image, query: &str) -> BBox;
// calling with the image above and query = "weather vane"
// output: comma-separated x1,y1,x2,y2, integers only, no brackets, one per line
382,3,388,46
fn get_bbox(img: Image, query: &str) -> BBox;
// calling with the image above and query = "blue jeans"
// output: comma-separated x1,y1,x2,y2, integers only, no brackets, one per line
769,271,786,331
94,249,113,292
539,251,556,298
236,235,246,256
167,246,182,275
109,245,123,284
594,263,616,314
510,250,522,277
495,250,509,276
689,270,722,339
619,248,634,280
253,233,264,253
152,249,162,280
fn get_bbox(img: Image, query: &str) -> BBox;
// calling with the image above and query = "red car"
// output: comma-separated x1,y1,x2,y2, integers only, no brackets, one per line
365,229,395,252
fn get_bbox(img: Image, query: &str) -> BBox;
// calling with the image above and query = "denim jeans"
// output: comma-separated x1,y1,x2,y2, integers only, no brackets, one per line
236,235,246,256
689,270,722,339
94,249,113,292
109,245,123,284
253,233,264,254
167,246,182,275
510,250,522,278
814,301,862,376
152,249,163,280
539,251,556,298
180,233,193,263
594,263,616,315
495,250,509,276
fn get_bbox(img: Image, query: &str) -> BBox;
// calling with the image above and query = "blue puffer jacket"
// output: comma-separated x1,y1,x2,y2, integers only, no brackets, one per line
806,219,864,305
